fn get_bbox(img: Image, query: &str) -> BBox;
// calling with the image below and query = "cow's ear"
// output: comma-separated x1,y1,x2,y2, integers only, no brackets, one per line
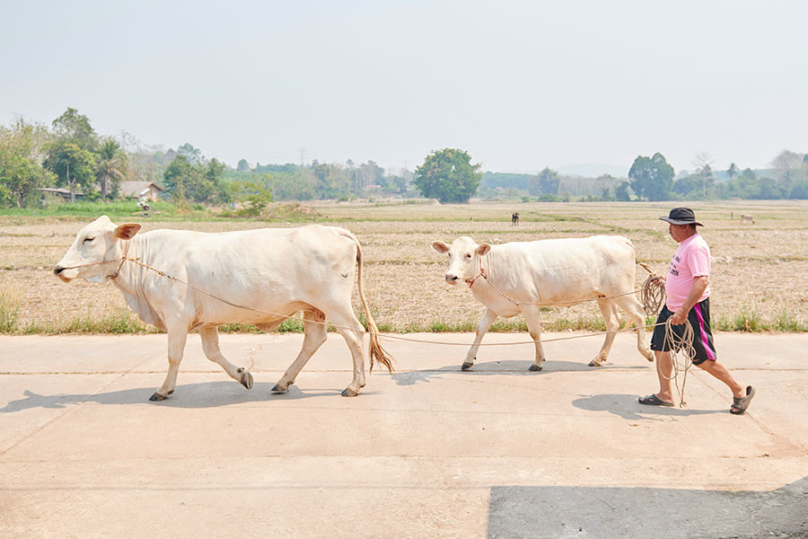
432,241,450,255
114,223,142,240
476,244,491,257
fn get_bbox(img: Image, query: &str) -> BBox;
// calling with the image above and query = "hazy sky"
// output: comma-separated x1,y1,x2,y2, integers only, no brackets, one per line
1,0,806,175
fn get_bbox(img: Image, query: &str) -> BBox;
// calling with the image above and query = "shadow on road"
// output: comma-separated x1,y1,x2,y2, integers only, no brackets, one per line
572,393,721,420
391,359,646,388
487,475,808,539
0,382,354,412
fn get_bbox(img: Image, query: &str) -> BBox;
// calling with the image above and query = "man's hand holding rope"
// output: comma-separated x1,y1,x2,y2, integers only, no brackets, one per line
671,275,709,326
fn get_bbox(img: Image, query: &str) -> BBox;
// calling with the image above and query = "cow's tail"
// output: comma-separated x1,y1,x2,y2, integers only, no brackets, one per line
339,229,394,373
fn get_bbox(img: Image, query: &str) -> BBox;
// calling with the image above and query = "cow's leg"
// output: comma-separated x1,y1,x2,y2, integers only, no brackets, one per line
325,307,366,397
200,325,253,390
521,305,546,371
591,299,620,366
615,295,654,362
462,308,498,370
273,310,328,393
151,325,188,401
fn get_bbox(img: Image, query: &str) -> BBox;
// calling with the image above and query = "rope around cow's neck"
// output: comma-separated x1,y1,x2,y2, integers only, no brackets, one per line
109,241,131,280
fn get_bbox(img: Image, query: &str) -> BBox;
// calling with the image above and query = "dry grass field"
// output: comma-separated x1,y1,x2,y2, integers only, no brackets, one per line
1,200,807,334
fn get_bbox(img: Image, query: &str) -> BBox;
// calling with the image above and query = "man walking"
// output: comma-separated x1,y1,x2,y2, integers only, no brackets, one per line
639,207,755,414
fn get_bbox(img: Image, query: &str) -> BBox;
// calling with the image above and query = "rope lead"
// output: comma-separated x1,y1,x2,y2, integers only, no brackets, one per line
64,255,693,370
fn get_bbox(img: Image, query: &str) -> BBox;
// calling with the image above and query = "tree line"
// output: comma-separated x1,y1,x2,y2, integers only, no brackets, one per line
2,108,806,209
0,109,131,207
625,151,808,201
0,108,418,210
480,152,808,202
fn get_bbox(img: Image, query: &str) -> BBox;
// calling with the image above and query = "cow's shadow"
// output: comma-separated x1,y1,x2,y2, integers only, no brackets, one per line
391,359,647,387
0,382,362,413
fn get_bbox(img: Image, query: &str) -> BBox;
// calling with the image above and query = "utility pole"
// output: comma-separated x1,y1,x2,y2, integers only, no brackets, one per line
299,148,306,167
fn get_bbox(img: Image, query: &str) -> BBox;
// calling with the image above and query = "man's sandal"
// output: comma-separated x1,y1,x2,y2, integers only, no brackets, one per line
730,386,755,415
639,394,675,407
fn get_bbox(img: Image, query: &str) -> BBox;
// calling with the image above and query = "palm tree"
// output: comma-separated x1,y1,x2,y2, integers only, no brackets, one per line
96,139,127,199
727,163,739,181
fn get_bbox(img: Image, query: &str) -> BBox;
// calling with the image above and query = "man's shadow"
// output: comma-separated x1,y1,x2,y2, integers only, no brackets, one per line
572,393,721,420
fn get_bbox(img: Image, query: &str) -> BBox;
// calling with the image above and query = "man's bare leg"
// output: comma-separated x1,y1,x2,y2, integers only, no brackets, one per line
654,350,675,403
696,359,744,399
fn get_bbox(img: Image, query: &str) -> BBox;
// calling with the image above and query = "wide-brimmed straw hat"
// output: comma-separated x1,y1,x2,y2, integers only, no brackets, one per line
659,207,703,227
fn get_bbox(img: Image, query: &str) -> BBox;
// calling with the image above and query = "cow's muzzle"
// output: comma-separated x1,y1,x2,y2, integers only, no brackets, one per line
53,266,75,282
445,274,459,285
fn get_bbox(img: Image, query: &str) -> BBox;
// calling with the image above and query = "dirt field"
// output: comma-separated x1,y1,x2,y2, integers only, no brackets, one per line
1,200,807,333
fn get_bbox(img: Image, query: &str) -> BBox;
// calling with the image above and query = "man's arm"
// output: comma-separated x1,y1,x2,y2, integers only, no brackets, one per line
671,275,709,325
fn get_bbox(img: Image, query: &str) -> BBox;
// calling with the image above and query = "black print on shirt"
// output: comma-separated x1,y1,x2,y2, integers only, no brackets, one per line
669,255,681,277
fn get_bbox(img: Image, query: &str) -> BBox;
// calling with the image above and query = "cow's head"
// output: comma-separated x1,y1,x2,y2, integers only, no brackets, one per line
53,216,142,283
432,237,491,285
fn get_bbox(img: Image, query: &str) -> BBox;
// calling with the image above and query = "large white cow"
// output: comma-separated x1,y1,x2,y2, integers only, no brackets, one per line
432,236,653,371
54,216,393,400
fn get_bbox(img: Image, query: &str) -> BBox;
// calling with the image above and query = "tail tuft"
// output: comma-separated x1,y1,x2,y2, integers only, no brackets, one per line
368,329,394,373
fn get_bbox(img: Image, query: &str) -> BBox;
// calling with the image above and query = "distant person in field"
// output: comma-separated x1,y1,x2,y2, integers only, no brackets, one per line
640,207,755,414
511,212,520,226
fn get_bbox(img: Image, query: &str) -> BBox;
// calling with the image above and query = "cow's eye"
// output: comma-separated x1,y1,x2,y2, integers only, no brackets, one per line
83,237,95,243
465,254,472,259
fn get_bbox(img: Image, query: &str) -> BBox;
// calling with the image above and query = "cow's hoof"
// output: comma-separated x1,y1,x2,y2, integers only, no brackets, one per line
272,383,290,394
149,392,168,401
588,359,604,367
240,370,253,390
528,364,543,372
461,362,474,371
341,387,359,397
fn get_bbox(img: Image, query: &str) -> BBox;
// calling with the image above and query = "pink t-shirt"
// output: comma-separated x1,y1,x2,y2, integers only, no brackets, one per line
665,233,711,311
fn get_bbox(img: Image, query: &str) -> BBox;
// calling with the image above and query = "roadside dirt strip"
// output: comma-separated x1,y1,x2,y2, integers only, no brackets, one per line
1,332,807,538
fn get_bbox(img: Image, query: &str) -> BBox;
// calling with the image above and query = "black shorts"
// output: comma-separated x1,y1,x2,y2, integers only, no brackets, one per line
650,298,717,365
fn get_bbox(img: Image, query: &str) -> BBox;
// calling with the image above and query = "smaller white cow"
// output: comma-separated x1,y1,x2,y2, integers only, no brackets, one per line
433,236,653,371
54,216,392,400
740,214,755,225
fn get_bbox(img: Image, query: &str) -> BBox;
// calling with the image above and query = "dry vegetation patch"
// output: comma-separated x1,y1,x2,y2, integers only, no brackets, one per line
1,200,806,333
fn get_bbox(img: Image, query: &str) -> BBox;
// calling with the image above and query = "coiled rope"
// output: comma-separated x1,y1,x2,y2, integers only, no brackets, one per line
660,318,695,408
638,262,665,316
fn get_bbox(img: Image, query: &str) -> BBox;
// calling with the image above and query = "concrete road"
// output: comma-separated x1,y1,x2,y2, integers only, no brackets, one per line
1,331,807,538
